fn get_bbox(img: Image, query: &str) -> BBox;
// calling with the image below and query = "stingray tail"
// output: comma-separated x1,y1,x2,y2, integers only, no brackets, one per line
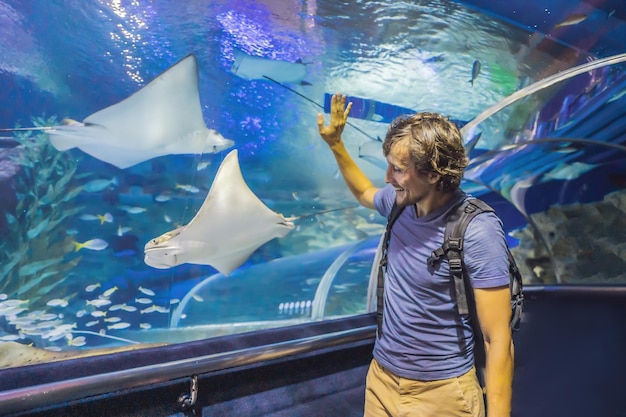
262,76,378,142
46,121,89,151
0,126,55,132
287,205,359,221
0,125,81,151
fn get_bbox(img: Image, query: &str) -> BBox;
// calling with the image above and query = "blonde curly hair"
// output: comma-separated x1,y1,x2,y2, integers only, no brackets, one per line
382,112,469,192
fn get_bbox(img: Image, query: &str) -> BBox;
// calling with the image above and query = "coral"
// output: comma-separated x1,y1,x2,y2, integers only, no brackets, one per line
510,189,626,284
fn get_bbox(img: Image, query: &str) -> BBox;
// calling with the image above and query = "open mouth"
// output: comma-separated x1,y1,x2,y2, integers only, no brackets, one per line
144,253,174,269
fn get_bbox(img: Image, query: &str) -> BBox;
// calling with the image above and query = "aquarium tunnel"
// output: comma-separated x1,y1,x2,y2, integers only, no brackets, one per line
0,0,625,416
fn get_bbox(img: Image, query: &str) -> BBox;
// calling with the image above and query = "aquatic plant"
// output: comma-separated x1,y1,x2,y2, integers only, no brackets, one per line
0,116,84,310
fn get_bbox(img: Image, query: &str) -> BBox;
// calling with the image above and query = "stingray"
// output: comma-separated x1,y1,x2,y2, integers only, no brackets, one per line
144,149,295,275
45,54,234,169
230,49,309,85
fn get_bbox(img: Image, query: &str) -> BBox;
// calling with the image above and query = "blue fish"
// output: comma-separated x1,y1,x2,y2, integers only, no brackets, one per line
422,54,445,64
469,60,481,86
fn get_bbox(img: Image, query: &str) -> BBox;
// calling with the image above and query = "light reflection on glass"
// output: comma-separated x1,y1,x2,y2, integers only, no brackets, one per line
100,0,154,84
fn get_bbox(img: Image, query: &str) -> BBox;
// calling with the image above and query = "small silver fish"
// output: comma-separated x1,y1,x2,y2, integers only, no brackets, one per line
0,299,29,311
138,286,156,296
104,317,122,323
119,205,147,214
87,298,112,308
107,322,131,330
140,305,170,314
155,194,171,202
36,313,58,321
46,298,69,307
80,214,100,221
68,336,87,346
84,177,118,193
176,184,200,193
117,225,132,236
196,161,210,171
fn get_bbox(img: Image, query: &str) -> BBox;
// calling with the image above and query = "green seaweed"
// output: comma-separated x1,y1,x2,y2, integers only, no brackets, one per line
0,116,83,309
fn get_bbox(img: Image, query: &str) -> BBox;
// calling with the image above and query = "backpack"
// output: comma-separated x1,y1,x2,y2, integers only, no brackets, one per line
376,197,524,387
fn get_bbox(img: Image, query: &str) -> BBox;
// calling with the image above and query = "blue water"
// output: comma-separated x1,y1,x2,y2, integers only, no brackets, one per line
0,0,625,358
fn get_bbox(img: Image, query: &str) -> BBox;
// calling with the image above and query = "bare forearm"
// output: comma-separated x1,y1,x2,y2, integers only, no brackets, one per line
327,140,377,209
317,93,378,208
485,340,514,417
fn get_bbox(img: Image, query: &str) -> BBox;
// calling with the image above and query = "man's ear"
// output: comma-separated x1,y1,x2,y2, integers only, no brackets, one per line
427,171,441,184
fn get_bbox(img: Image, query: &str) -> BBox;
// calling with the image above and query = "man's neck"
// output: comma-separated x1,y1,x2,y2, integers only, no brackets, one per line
414,190,457,217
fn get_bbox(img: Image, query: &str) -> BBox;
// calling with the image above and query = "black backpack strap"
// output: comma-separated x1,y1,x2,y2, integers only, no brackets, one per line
376,202,405,337
427,198,494,391
427,198,494,315
508,249,524,332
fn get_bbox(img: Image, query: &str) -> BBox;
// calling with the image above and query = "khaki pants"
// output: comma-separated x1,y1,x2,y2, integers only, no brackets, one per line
364,359,485,417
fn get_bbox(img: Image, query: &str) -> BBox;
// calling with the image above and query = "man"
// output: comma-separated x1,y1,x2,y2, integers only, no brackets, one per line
317,93,513,417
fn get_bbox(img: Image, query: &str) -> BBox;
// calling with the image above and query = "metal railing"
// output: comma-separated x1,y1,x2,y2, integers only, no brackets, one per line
0,323,376,415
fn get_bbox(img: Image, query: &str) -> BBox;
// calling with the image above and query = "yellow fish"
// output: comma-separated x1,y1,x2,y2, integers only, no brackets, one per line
554,13,588,28
102,286,119,298
97,213,113,225
73,239,109,252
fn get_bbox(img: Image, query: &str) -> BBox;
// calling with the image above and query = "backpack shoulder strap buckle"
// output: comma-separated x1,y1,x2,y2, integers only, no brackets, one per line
427,247,445,268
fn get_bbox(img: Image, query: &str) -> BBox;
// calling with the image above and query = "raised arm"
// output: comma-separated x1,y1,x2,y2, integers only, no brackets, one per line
317,93,378,209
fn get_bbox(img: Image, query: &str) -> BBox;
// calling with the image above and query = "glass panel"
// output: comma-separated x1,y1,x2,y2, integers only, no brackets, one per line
0,0,624,373
463,61,626,285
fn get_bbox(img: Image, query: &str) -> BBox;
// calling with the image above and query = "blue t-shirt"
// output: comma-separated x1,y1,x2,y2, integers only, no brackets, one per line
373,185,510,381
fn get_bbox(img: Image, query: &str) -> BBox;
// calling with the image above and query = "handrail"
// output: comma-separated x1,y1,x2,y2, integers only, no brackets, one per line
0,324,376,415
3,285,625,415
523,285,626,295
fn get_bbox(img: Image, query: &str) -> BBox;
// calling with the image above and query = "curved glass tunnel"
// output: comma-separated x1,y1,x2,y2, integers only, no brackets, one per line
0,1,625,416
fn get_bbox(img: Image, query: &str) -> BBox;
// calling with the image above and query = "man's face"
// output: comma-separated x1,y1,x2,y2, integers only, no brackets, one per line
384,143,438,208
